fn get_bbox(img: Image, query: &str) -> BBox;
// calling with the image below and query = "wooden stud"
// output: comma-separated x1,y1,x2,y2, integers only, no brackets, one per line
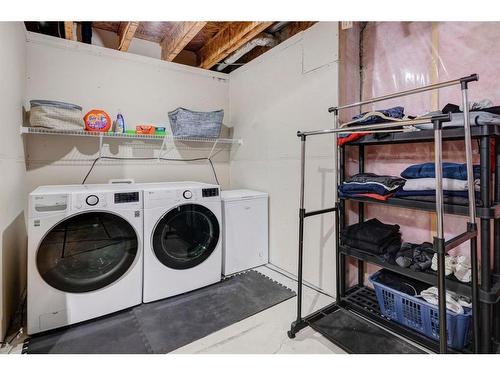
118,22,139,52
161,22,207,61
64,22,74,40
198,21,273,69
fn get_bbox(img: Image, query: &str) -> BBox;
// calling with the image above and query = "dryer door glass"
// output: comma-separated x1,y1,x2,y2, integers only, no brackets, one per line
36,212,138,293
152,204,220,270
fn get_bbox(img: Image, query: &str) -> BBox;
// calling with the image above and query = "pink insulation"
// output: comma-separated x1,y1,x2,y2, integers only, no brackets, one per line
340,22,500,283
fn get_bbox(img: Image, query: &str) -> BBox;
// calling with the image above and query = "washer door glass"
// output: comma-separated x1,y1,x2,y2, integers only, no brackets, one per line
37,212,138,293
152,204,219,270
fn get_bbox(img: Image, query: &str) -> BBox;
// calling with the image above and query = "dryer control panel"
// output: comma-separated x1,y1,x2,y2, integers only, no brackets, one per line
202,188,219,197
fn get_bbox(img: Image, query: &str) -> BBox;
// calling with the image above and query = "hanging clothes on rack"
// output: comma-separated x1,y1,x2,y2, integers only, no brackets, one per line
338,106,414,145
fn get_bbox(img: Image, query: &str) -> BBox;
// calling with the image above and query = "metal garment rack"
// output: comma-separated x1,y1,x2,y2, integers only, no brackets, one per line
286,74,500,354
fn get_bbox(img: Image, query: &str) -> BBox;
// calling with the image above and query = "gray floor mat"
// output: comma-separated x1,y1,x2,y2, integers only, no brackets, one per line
24,309,152,354
23,270,295,354
310,308,425,354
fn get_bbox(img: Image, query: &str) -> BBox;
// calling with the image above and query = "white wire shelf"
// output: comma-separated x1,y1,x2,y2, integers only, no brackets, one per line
20,126,243,145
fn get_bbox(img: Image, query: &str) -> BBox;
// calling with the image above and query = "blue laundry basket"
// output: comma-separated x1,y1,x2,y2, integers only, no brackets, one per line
369,270,471,350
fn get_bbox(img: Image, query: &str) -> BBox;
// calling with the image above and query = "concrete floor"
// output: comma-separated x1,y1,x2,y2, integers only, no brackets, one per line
2,265,345,354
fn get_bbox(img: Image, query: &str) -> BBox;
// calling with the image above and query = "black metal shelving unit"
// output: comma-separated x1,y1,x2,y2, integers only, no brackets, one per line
287,74,500,354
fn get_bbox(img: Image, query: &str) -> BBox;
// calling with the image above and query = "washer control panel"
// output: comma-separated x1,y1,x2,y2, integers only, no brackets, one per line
114,191,140,204
183,190,193,199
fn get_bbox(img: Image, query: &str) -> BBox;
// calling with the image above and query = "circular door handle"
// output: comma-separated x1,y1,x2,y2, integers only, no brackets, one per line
86,195,99,206
183,190,193,199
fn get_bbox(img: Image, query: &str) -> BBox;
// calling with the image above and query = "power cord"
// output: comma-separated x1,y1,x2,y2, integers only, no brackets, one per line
0,288,26,353
82,155,221,185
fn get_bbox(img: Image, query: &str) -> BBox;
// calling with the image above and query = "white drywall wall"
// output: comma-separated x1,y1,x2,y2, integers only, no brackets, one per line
0,22,27,341
229,22,339,295
91,27,162,60
25,32,231,193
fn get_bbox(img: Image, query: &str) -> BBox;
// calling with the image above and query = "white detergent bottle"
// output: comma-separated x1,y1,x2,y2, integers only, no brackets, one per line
115,112,126,133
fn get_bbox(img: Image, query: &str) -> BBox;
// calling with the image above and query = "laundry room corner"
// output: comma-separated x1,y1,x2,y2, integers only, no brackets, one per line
0,22,28,343
228,22,339,297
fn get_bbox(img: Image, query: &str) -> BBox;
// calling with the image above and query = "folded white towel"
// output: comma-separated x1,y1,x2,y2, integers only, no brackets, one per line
403,178,480,192
418,287,471,314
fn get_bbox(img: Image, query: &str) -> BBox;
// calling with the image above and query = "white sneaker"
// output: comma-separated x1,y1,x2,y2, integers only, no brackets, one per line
454,255,471,283
431,254,455,276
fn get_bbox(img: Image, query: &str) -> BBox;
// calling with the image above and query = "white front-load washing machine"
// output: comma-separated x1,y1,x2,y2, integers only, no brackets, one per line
142,182,222,303
27,184,143,334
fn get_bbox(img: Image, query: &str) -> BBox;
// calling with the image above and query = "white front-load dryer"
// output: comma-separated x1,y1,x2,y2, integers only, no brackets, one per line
27,184,143,335
142,182,222,303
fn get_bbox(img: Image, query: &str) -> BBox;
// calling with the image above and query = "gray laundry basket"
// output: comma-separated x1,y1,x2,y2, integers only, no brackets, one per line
168,107,223,138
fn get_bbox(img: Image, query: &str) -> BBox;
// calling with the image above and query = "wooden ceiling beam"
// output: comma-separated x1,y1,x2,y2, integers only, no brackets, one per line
161,22,207,61
64,22,74,40
198,21,273,69
118,22,139,52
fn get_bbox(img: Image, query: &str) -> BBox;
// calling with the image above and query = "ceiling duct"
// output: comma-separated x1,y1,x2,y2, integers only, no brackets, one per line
216,35,277,71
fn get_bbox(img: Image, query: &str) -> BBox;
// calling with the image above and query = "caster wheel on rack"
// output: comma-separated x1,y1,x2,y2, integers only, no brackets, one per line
287,330,296,339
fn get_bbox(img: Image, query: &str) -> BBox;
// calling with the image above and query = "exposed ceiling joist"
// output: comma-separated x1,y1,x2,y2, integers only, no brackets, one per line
118,22,139,52
64,22,73,40
198,21,273,69
161,21,207,61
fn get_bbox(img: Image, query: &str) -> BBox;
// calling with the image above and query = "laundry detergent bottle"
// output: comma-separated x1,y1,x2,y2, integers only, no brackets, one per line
114,112,126,133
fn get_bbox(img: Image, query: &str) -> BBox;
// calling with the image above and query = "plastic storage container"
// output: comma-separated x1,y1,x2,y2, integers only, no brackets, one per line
168,107,223,138
369,270,471,350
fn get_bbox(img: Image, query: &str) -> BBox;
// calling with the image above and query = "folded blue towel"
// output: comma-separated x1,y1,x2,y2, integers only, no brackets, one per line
401,162,480,181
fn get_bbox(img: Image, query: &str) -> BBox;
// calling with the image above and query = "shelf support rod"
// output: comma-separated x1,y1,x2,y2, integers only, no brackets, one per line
329,73,478,112
98,133,104,158
433,117,448,354
331,109,344,302
287,133,307,339
158,135,168,162
461,79,480,353
208,139,219,160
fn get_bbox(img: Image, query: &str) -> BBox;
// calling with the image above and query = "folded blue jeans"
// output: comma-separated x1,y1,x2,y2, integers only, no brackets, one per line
340,182,395,196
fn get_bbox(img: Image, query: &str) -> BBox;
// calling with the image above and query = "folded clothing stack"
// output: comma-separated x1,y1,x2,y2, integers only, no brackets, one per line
395,242,434,272
340,218,402,256
395,162,480,205
415,101,500,131
339,173,406,201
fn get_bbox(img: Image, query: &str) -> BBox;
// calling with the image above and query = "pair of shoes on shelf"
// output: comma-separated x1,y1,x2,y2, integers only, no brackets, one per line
431,254,472,283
